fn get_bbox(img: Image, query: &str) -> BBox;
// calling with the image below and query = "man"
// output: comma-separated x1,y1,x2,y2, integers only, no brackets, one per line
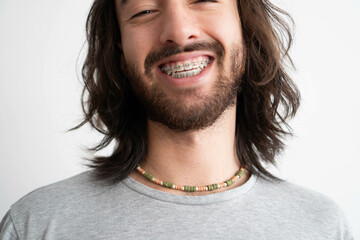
0,0,353,239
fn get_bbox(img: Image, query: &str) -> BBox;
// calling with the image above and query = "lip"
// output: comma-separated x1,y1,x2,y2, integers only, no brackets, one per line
156,58,214,89
156,51,216,67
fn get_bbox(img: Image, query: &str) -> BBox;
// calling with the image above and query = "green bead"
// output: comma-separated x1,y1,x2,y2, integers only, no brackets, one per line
191,186,196,192
226,179,234,186
213,184,218,190
185,186,194,192
236,169,244,178
163,181,173,188
144,172,154,181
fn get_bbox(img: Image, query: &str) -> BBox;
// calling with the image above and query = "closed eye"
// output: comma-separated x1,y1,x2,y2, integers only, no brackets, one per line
131,10,155,19
196,0,218,2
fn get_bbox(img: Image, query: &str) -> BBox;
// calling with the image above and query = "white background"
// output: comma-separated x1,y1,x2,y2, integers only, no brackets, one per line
0,0,359,237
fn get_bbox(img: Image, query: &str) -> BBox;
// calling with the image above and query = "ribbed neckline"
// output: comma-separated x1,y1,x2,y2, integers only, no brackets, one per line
121,173,258,205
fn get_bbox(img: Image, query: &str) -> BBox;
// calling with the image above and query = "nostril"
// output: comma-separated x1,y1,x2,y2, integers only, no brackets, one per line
160,20,200,46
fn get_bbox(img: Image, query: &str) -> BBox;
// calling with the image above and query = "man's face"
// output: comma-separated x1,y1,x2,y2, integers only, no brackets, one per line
116,0,245,131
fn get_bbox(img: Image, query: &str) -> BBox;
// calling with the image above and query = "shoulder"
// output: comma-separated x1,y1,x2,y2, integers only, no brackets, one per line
250,176,353,239
10,171,102,214
0,211,19,240
253,176,342,215
5,171,129,238
9,170,127,213
255,177,340,211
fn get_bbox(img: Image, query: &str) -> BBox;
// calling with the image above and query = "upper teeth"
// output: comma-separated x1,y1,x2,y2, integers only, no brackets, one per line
160,57,211,78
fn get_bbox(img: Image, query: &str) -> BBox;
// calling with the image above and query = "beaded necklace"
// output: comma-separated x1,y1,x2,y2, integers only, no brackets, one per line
136,164,245,192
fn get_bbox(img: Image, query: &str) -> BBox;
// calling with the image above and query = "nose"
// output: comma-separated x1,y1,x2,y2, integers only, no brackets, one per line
159,3,200,46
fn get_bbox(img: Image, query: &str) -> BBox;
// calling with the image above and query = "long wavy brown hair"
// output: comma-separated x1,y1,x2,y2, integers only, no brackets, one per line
75,0,300,183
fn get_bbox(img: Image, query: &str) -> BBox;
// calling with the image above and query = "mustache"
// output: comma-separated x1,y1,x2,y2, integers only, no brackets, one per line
144,40,225,76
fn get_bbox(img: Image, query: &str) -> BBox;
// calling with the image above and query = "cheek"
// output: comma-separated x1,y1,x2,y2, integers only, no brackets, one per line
207,16,241,43
207,10,243,52
122,39,144,68
198,3,242,45
121,28,153,69
202,17,243,71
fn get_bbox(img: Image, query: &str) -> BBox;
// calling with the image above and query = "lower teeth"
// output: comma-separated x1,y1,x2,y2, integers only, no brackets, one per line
164,66,205,78
171,69,201,78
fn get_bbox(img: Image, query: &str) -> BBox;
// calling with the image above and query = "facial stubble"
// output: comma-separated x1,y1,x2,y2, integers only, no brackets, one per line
125,41,244,132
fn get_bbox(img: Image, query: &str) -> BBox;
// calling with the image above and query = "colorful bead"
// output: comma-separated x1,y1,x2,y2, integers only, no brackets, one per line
236,169,245,178
136,165,245,193
162,181,173,188
144,172,154,181
153,179,162,185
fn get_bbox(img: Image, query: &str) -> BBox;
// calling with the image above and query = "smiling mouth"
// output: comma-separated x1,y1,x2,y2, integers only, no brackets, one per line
159,56,212,78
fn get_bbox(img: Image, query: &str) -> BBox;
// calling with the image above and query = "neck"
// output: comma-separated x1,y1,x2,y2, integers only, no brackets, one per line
130,105,250,195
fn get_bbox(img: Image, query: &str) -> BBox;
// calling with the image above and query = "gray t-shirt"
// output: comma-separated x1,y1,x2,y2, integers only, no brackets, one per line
0,171,353,239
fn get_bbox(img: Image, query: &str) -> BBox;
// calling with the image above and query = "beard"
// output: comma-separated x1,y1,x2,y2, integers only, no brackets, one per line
125,40,244,132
